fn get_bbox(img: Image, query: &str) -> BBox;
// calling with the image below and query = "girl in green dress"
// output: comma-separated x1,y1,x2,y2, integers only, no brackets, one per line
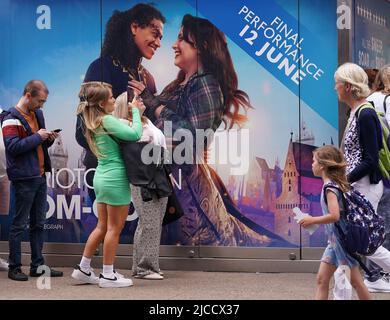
71,82,143,288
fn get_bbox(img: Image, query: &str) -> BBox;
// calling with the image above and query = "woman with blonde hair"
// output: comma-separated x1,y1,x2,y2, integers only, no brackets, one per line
71,82,143,288
335,62,382,211
335,62,390,294
114,91,168,280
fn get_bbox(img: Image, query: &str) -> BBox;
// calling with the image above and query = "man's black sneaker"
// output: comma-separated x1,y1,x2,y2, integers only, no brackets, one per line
29,267,63,277
8,268,28,281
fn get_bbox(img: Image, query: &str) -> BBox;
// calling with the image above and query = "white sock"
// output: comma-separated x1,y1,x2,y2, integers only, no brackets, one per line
103,264,114,276
80,256,91,271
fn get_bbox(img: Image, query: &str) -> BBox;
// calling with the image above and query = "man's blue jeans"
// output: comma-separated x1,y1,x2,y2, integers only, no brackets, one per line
8,177,47,271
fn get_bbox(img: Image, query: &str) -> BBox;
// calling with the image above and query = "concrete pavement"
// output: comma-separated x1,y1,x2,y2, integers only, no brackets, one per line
0,268,389,300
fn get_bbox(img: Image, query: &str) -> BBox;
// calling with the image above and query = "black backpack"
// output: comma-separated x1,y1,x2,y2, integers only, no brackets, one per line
324,182,385,276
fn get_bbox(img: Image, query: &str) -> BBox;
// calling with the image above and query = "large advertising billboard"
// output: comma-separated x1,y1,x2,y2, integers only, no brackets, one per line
0,0,338,248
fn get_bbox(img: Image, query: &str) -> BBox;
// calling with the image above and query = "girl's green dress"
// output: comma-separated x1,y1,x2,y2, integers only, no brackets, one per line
93,109,142,205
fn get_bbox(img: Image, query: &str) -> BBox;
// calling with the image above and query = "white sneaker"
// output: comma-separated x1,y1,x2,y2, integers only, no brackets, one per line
0,258,8,271
113,270,124,278
364,276,390,293
136,272,164,280
99,273,133,288
71,265,99,284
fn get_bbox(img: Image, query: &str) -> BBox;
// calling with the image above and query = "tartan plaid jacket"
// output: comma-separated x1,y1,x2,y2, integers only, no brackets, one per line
157,72,224,135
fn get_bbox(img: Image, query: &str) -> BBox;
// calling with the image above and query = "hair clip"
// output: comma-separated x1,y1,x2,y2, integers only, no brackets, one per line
80,96,89,107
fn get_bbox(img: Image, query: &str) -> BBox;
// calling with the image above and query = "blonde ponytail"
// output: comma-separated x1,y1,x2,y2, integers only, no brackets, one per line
77,81,112,157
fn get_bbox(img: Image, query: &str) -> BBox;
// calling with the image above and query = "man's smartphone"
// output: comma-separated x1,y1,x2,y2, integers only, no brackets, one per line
52,129,62,133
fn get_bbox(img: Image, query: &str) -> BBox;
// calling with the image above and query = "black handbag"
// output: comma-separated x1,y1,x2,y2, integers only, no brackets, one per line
163,191,184,226
102,127,184,225
102,127,172,198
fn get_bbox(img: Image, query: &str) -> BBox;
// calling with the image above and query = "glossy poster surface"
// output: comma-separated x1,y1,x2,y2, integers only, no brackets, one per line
0,0,338,248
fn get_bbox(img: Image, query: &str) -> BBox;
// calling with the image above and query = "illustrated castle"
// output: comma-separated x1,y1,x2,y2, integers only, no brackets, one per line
273,135,323,246
234,121,330,246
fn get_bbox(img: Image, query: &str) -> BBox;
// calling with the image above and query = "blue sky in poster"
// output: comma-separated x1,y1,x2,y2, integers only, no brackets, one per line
0,0,338,179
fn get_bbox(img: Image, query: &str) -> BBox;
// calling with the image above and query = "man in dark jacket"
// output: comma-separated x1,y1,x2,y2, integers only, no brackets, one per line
1,80,63,281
